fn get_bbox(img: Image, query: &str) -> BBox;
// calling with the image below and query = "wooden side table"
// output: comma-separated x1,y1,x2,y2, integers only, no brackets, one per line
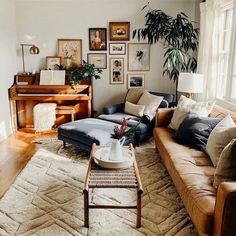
83,143,143,228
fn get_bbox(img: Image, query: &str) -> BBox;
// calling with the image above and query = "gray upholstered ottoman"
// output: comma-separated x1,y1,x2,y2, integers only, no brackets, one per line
58,118,118,151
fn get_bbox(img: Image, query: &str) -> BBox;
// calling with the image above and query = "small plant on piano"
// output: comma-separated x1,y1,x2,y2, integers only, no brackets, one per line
68,60,102,87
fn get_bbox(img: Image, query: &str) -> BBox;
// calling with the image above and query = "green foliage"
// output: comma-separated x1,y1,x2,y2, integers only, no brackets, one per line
133,4,199,83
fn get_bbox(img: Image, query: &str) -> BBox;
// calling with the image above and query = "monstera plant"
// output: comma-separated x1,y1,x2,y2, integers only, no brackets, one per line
133,3,199,98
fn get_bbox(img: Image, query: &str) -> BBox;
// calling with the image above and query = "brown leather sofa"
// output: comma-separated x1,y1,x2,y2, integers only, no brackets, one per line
153,105,236,236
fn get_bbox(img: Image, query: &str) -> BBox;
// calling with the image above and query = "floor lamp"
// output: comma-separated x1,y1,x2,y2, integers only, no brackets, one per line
177,72,204,99
21,44,40,74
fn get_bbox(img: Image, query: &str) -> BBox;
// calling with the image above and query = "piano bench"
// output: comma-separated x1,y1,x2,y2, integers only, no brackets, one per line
56,105,78,122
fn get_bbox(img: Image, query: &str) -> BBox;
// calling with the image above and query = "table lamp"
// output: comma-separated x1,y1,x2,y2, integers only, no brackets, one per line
177,72,204,99
21,44,40,74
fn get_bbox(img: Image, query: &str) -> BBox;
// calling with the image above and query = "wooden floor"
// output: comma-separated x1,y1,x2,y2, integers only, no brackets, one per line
0,129,56,198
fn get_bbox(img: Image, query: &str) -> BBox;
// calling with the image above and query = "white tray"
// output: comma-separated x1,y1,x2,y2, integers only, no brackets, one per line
93,147,134,169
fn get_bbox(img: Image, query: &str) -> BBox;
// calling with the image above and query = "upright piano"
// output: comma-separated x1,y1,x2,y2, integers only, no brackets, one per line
9,75,92,130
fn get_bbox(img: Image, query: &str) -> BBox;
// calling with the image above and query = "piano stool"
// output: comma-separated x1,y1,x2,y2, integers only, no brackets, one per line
56,105,79,122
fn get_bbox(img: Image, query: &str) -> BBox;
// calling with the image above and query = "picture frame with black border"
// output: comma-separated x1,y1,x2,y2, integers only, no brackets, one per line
89,28,107,51
87,53,107,69
110,58,124,84
127,74,145,89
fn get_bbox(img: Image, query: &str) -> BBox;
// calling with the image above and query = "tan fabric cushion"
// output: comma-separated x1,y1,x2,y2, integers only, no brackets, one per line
213,139,236,187
125,88,145,104
137,90,163,115
206,115,236,167
124,101,145,117
169,95,215,130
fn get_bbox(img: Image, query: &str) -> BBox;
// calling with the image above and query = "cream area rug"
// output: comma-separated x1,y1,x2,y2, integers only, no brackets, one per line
0,139,198,236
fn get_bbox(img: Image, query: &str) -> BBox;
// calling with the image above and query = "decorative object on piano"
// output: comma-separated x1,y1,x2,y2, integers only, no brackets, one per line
109,22,130,41
40,70,66,85
109,43,126,55
128,43,150,71
67,60,102,87
89,28,107,51
21,44,40,74
110,58,124,84
15,74,36,85
87,53,107,69
58,39,82,68
46,56,61,70
127,74,145,89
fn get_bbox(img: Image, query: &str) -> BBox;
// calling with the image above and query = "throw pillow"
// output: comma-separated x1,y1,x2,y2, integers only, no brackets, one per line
137,90,164,114
213,139,236,188
124,101,145,117
169,95,215,130
206,115,236,167
175,113,221,151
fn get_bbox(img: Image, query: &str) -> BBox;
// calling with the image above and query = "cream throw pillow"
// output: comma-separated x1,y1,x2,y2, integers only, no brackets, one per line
213,139,236,188
169,95,215,130
137,90,163,115
206,115,236,167
124,101,145,117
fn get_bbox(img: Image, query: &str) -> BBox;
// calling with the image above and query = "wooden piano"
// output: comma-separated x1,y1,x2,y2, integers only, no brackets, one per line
9,76,92,130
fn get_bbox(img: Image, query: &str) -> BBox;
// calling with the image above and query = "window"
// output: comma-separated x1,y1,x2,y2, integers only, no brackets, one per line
217,2,236,104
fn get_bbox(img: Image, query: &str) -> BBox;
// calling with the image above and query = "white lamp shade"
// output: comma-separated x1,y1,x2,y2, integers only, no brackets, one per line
177,73,204,93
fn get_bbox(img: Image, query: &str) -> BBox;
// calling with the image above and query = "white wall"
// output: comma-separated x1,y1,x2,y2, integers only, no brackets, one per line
15,0,198,113
0,0,17,142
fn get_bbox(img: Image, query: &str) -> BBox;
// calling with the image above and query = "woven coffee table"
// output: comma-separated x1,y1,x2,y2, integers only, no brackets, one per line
83,143,143,228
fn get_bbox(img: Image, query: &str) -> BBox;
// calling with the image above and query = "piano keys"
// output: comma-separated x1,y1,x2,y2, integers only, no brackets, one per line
9,84,92,130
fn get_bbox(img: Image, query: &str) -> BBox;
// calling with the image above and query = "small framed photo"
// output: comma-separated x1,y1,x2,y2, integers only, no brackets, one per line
127,74,145,89
110,58,124,84
89,28,107,50
109,43,126,55
128,43,150,71
46,56,61,70
87,53,107,69
109,22,130,41
58,39,82,68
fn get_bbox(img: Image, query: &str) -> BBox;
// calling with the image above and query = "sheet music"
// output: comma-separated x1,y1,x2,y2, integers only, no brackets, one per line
40,70,65,85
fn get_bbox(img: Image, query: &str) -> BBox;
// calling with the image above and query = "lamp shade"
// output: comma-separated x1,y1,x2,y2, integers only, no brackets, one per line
29,45,40,54
177,73,204,93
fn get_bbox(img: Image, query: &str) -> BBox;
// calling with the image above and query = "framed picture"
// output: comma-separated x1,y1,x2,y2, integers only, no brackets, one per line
128,43,150,71
127,74,145,89
46,56,61,70
89,28,107,50
109,22,130,41
58,39,82,68
87,53,107,69
109,43,126,55
110,58,124,84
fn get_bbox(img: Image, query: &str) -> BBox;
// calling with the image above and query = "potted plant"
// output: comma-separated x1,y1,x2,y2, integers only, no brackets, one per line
133,3,199,99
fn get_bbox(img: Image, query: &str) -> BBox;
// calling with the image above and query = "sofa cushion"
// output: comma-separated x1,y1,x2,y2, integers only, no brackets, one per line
175,113,221,151
124,101,145,117
206,115,236,167
154,127,216,235
213,139,236,187
137,90,163,115
169,95,215,130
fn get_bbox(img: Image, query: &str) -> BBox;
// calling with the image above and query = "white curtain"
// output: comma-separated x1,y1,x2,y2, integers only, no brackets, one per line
196,0,227,101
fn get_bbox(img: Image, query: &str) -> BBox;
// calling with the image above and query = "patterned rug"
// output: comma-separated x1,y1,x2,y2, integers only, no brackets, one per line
0,139,198,236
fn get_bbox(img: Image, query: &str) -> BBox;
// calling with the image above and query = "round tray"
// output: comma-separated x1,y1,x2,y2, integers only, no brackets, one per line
93,147,134,169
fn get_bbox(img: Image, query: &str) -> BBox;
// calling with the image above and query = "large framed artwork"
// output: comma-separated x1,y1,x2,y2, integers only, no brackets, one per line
87,53,107,69
46,56,61,70
110,58,124,84
128,43,150,71
127,74,145,89
89,28,107,50
109,22,130,41
109,43,126,55
58,39,82,68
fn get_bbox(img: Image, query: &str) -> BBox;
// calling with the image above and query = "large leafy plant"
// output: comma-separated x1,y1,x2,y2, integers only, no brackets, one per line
133,4,199,95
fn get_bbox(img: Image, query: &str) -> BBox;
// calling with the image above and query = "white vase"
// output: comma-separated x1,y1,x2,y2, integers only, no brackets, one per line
108,137,126,161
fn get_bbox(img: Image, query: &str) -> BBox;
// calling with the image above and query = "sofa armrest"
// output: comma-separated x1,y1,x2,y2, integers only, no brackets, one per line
155,108,175,127
213,182,236,236
103,103,124,115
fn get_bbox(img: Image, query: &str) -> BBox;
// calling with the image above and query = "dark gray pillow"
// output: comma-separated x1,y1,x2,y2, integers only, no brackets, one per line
175,113,221,151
